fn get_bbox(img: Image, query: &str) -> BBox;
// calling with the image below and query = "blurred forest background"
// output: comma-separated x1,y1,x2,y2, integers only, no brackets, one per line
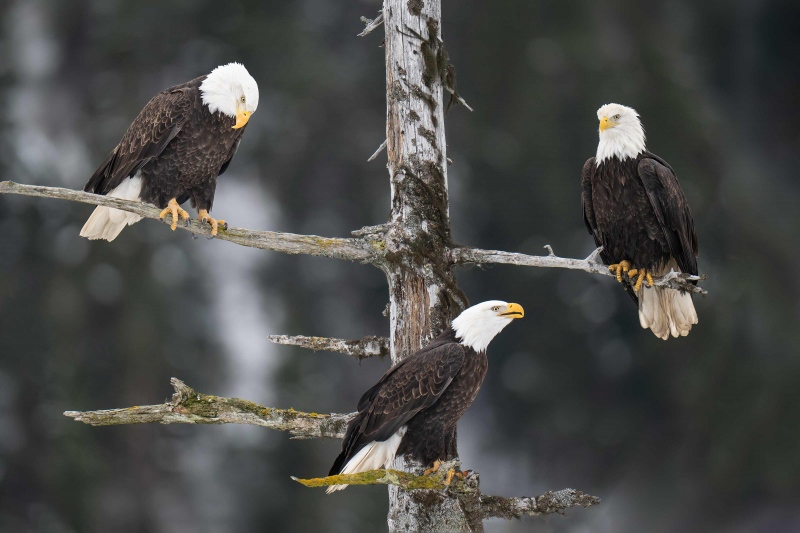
1,0,799,532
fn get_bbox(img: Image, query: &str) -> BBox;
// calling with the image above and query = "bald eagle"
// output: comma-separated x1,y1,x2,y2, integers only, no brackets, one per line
326,300,524,493
581,103,699,339
80,63,259,241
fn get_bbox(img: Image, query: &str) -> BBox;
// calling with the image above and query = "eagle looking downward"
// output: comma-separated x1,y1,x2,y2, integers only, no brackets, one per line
581,103,699,340
80,63,258,241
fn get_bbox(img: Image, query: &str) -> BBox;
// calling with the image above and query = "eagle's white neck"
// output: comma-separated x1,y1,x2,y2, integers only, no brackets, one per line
452,308,513,353
596,119,646,164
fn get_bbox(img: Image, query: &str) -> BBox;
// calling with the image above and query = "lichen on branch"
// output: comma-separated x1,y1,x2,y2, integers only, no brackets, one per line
63,378,353,439
0,181,375,263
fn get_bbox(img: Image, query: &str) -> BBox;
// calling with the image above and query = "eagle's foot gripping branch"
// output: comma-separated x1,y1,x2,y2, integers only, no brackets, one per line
424,460,443,476
159,198,190,231
608,260,632,282
627,267,654,292
198,209,227,237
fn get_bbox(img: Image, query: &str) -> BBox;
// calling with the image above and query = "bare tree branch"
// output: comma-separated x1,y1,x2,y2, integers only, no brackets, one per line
0,181,375,263
477,489,601,519
293,466,456,491
451,244,707,295
293,461,599,520
358,12,384,37
367,139,388,161
63,378,353,439
268,335,390,360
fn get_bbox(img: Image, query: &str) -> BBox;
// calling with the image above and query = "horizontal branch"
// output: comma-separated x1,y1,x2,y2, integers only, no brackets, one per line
293,466,453,491
64,378,353,439
451,245,707,295
293,462,600,519
0,181,375,263
478,489,600,520
268,334,389,360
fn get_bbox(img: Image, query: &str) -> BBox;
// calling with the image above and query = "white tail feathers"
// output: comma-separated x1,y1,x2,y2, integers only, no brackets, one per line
637,274,698,340
326,426,406,494
80,176,143,241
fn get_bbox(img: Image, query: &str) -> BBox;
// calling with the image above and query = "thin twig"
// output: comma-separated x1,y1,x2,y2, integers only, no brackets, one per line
0,181,375,263
358,12,384,37
451,245,707,295
269,335,389,360
63,378,353,439
367,139,388,162
444,86,473,112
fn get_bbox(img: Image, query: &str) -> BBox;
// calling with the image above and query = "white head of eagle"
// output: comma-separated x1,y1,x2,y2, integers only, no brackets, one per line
596,103,646,165
452,300,525,353
200,62,259,129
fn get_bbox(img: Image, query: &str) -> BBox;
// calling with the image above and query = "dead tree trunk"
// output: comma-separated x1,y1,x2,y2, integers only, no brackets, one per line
380,0,472,530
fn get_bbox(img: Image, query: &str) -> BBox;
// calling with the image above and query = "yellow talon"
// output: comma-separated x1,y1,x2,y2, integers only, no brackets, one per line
197,209,227,237
444,469,455,486
646,272,654,287
158,198,190,231
424,460,442,476
608,260,632,282
633,269,647,291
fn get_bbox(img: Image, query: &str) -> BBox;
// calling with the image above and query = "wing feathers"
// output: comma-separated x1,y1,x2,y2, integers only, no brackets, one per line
637,156,698,276
331,343,466,476
85,89,191,195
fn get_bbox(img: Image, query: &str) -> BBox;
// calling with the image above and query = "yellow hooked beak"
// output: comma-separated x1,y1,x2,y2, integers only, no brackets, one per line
599,116,613,132
233,107,252,129
499,303,524,319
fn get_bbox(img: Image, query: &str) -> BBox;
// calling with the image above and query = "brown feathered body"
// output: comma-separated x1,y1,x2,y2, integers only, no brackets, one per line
80,76,244,240
329,328,487,480
582,151,699,338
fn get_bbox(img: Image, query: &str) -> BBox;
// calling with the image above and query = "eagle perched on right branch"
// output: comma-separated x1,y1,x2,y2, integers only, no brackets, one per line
581,103,699,340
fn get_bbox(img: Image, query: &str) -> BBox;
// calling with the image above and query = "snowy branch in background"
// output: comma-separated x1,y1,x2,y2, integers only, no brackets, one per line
269,334,390,360
64,378,353,439
0,181,375,263
451,245,707,295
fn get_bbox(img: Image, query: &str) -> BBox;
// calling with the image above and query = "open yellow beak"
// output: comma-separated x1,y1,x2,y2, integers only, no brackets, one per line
500,303,524,319
599,116,612,132
233,108,252,129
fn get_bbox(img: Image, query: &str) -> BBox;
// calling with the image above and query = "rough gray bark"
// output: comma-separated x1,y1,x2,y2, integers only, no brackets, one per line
0,181,373,262
452,245,707,294
64,378,352,439
378,0,473,530
268,334,390,360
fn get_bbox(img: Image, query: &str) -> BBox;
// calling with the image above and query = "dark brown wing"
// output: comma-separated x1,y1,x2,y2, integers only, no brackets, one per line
330,342,466,475
581,157,601,243
638,154,698,276
84,88,193,195
217,137,241,177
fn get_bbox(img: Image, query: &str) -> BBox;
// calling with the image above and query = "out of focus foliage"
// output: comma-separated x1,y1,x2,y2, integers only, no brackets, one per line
1,1,798,532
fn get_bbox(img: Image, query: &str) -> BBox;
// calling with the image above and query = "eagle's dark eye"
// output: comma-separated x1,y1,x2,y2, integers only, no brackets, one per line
613,114,621,120
491,306,501,312
241,96,246,103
